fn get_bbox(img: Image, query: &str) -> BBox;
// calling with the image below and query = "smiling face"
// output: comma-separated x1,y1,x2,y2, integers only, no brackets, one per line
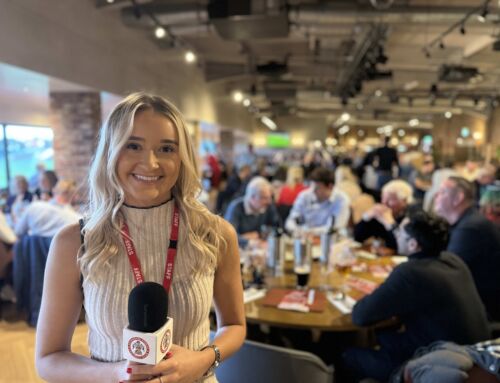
116,108,181,207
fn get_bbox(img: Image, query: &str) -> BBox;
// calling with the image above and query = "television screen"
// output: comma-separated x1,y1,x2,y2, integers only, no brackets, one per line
266,132,290,148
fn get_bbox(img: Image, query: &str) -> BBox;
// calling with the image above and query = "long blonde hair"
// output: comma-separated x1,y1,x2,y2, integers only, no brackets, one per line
79,92,223,281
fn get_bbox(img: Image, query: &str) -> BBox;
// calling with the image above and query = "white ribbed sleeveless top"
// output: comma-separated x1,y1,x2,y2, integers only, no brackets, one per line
82,199,217,382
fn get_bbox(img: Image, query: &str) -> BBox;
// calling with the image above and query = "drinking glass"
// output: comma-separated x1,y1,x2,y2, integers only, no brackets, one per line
293,238,312,289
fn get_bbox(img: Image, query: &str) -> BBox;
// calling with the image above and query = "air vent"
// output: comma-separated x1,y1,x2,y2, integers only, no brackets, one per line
256,61,288,77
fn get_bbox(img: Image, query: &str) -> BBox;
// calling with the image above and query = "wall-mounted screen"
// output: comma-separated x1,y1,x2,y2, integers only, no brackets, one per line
266,132,290,148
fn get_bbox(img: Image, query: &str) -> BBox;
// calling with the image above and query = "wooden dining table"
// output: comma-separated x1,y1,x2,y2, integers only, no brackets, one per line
244,248,401,332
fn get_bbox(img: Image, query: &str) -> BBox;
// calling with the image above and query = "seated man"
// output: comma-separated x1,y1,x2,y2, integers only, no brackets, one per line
14,179,81,237
434,176,500,321
285,167,350,234
224,176,280,247
344,209,490,382
354,179,413,250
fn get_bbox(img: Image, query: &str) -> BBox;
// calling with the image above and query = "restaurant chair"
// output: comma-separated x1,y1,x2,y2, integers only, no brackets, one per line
13,234,53,326
212,333,334,383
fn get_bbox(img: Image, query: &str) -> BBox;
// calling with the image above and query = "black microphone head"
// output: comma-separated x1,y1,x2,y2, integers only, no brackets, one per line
128,282,168,332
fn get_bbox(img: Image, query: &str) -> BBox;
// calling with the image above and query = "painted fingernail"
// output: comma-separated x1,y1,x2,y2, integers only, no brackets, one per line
166,351,173,358
126,367,132,374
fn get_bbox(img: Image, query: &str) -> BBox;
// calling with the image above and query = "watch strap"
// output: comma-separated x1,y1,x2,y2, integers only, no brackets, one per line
201,344,221,377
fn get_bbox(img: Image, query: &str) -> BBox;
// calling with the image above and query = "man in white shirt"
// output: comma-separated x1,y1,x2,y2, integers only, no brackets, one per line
15,179,81,238
285,167,350,233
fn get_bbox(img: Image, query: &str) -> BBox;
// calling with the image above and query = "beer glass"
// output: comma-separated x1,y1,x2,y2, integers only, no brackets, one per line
293,237,312,289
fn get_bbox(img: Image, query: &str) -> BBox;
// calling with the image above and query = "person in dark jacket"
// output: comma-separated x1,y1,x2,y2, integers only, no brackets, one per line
344,209,490,382
354,179,413,251
373,136,399,190
215,164,252,215
224,176,280,248
434,176,500,321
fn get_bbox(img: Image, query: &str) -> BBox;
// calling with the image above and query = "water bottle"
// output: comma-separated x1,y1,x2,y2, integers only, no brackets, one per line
320,216,336,266
267,226,283,276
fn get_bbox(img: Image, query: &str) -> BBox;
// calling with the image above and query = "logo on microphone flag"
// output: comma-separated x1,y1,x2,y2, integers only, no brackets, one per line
160,329,171,354
128,337,150,359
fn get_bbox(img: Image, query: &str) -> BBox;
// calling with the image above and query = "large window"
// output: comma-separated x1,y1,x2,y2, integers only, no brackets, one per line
0,124,54,191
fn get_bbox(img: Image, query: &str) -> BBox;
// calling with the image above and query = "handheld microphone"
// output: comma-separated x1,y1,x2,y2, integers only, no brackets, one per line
123,282,174,365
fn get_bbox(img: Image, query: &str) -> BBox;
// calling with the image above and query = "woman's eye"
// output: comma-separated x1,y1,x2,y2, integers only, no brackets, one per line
126,142,141,150
159,145,175,153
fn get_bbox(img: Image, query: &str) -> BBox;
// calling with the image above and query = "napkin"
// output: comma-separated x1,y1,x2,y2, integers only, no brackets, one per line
326,292,357,314
243,287,267,304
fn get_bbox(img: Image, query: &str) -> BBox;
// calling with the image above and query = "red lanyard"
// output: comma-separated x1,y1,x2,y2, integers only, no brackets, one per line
121,202,180,293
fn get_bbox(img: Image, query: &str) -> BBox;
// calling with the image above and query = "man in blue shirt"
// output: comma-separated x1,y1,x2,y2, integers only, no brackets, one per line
224,176,280,247
285,167,350,234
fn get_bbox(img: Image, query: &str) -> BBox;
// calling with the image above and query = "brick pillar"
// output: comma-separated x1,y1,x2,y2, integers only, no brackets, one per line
49,91,101,194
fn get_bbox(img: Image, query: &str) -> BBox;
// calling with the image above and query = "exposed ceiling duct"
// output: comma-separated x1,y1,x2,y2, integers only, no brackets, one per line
208,0,289,40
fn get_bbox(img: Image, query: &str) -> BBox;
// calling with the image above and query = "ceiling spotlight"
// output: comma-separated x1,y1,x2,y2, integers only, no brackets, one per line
439,41,445,49
356,103,364,111
477,7,488,23
444,111,453,119
375,89,383,97
184,51,197,63
243,98,251,107
106,0,115,3
357,129,365,137
398,129,405,137
155,26,166,39
232,91,243,103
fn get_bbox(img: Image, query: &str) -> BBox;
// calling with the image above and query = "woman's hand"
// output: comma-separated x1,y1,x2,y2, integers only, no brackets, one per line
114,360,151,382
121,344,214,383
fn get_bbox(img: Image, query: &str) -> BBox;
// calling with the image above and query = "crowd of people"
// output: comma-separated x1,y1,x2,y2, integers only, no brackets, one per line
0,170,82,302
205,137,500,382
0,92,499,382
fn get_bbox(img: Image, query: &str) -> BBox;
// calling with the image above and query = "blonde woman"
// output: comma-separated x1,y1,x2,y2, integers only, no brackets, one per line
35,93,246,383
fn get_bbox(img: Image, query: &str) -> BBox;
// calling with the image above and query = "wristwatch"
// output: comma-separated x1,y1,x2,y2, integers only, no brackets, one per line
201,344,221,377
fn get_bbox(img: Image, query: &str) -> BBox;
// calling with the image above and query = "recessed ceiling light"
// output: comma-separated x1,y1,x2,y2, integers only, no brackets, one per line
444,111,453,119
375,89,383,97
409,118,419,127
243,99,251,107
233,91,243,103
185,51,196,63
155,26,166,39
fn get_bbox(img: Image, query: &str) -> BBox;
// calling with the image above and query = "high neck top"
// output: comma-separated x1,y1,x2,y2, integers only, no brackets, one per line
83,200,217,381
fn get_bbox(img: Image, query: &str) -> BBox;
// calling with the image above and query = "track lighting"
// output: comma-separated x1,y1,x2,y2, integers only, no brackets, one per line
477,7,488,22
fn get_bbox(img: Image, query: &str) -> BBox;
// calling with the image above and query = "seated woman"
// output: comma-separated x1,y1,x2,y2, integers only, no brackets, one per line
276,166,307,222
